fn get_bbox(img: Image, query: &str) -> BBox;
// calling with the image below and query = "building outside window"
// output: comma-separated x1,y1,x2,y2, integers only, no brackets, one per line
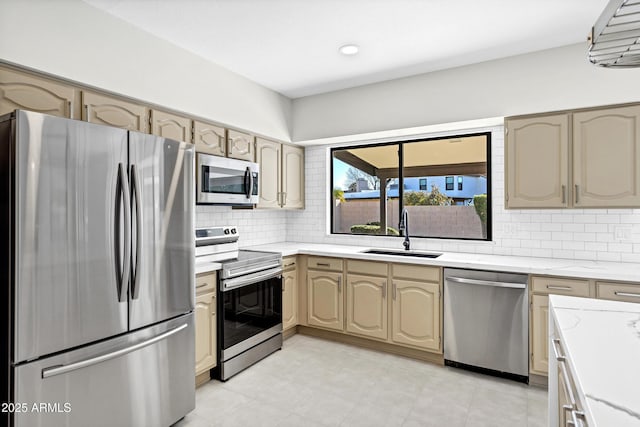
419,178,427,190
458,176,463,191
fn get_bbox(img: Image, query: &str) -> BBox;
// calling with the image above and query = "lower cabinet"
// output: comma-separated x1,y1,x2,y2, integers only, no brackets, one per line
552,319,588,427
305,257,442,354
391,279,441,351
346,273,388,340
531,294,550,375
282,256,298,331
307,270,343,331
195,272,217,378
529,276,591,376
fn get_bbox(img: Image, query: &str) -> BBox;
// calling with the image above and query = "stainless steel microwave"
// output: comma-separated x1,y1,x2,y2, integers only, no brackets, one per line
196,153,259,205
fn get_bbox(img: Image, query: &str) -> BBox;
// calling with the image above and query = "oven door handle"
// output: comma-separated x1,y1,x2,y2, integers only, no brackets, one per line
222,267,283,291
225,261,282,279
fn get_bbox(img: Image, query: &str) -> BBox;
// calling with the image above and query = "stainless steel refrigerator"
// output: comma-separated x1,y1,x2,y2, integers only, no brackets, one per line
0,110,195,427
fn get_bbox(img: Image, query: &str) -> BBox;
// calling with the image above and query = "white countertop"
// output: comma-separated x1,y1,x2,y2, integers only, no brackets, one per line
246,242,640,282
549,295,640,427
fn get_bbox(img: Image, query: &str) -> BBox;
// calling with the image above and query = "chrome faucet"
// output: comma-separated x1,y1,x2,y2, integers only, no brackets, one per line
399,208,410,251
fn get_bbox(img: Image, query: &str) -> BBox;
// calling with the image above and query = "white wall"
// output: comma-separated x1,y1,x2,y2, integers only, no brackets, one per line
0,0,292,141
292,44,640,142
287,127,640,263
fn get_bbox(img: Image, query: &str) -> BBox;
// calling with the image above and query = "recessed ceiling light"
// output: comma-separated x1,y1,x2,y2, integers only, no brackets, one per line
339,44,359,56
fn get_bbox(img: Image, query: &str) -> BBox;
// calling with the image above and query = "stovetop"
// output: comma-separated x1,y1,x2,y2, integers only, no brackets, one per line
195,226,282,279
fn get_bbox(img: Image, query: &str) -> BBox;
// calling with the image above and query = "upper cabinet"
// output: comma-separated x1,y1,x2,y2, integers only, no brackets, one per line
256,138,281,209
505,103,640,209
282,144,305,209
256,138,304,209
505,114,569,208
0,66,78,119
227,129,255,161
573,106,640,208
194,120,226,156
82,91,149,133
150,109,192,143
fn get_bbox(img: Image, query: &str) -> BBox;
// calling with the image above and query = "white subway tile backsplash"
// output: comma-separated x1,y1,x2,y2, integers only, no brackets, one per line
188,125,640,264
285,127,640,262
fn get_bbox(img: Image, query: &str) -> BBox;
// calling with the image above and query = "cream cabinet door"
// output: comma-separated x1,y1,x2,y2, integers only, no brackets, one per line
82,91,148,132
282,268,298,331
151,109,192,143
0,67,77,118
530,294,549,375
282,144,304,209
505,114,569,208
391,280,440,351
227,129,255,161
573,105,640,207
194,120,226,156
346,274,387,340
195,292,216,375
307,270,343,331
256,138,281,208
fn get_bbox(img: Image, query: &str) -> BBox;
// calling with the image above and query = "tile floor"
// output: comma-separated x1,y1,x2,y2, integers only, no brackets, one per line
175,334,548,427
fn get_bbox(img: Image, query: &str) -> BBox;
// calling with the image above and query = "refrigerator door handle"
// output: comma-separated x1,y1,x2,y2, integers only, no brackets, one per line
114,162,132,302
41,323,188,379
130,164,142,300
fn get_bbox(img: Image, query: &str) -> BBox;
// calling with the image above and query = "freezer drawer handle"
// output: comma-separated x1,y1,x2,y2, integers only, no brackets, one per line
446,276,526,289
41,323,188,379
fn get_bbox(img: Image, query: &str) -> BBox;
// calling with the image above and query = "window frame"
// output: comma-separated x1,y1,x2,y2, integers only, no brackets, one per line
445,176,454,191
329,131,492,241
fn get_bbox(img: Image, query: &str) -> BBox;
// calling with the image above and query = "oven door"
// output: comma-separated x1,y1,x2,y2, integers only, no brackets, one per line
219,268,282,361
196,153,259,205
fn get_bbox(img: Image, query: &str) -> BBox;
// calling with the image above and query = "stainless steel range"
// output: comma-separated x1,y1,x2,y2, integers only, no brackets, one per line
195,227,283,381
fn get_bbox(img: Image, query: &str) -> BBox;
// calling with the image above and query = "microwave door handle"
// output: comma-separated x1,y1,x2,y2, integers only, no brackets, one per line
244,166,252,199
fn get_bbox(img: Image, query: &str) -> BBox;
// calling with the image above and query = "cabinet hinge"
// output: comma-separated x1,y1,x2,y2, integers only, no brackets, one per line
505,128,508,135
191,127,195,143
148,114,152,129
506,193,509,202
530,353,534,362
530,302,533,311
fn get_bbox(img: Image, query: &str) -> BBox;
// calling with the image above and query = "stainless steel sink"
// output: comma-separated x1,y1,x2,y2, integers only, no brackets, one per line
361,249,442,258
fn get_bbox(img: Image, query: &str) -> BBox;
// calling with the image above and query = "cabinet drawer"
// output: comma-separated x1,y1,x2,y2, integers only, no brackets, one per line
597,281,640,303
391,264,440,283
347,260,387,277
307,256,343,271
283,256,297,270
196,272,217,295
531,276,589,296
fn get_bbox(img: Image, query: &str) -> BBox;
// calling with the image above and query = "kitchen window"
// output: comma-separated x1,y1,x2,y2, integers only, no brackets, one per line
331,132,491,240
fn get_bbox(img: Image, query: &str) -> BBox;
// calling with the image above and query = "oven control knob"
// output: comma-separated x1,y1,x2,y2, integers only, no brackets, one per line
224,229,230,234
230,228,237,234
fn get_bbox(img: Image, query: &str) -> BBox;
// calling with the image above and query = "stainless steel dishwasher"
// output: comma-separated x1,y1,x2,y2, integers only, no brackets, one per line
443,268,528,383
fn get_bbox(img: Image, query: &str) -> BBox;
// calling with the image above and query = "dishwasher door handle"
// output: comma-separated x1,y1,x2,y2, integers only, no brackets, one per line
446,276,526,290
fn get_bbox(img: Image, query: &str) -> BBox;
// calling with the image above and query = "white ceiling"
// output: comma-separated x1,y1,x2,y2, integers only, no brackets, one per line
82,0,610,99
